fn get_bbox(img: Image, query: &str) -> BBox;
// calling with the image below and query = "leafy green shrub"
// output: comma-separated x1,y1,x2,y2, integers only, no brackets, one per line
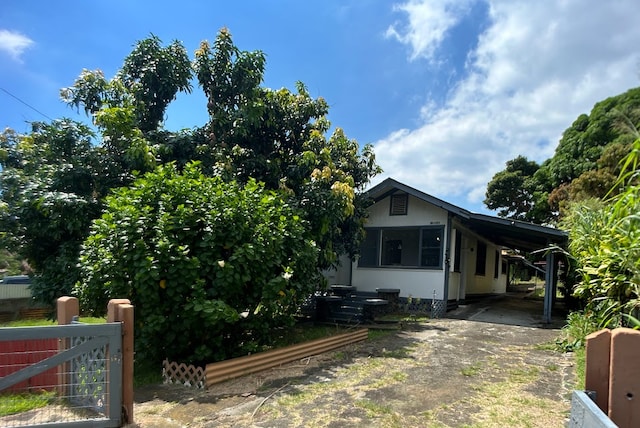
561,133,640,328
556,311,600,352
75,163,319,364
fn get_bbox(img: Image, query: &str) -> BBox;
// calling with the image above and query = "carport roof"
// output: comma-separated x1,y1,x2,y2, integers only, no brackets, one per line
365,178,567,253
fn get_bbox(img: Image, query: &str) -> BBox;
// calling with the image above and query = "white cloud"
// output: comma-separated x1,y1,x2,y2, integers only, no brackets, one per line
376,0,640,211
385,0,473,62
0,29,34,62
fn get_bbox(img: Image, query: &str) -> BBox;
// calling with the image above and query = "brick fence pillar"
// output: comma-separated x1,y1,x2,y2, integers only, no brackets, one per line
585,329,611,412
108,299,134,425
56,296,79,397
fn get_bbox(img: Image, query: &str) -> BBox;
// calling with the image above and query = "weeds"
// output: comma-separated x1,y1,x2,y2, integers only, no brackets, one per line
0,391,56,417
555,311,600,352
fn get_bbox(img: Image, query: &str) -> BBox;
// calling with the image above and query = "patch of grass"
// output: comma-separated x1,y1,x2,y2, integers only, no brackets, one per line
1,316,106,327
1,318,55,327
355,399,392,416
391,371,408,382
367,329,393,341
574,347,586,390
508,366,539,383
268,324,350,349
534,341,557,351
276,353,413,412
459,362,567,427
381,347,411,359
78,317,107,324
277,381,335,407
461,363,482,377
0,391,56,416
332,351,347,361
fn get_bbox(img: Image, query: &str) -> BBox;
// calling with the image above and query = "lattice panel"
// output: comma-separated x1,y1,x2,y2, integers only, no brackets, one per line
431,299,447,319
70,336,108,412
163,359,205,389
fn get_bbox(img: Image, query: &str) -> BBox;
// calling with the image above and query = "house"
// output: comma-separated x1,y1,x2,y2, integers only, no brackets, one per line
327,178,568,322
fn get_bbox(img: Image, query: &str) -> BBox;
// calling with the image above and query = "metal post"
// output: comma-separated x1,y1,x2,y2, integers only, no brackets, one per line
543,251,554,323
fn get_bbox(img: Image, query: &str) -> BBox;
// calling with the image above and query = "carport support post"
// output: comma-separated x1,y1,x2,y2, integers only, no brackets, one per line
543,251,555,324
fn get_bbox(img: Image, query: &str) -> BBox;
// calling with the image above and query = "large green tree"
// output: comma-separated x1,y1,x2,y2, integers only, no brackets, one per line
485,87,640,223
0,122,102,302
484,156,548,222
191,28,380,268
1,26,380,339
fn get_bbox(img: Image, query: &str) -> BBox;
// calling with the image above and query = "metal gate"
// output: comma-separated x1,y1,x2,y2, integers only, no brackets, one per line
0,322,123,427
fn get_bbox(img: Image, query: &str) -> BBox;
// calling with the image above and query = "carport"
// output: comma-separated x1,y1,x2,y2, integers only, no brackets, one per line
456,213,568,323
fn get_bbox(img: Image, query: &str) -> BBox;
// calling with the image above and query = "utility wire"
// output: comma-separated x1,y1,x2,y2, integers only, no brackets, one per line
1,87,54,121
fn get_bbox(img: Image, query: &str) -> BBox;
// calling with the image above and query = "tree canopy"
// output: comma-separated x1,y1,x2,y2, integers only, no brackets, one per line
0,29,380,362
483,155,547,222
485,87,640,223
561,131,640,328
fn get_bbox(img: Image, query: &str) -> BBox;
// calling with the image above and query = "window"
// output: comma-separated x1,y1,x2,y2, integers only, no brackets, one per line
476,241,487,275
390,194,408,215
358,226,444,269
381,229,419,266
358,229,380,267
421,228,442,267
494,250,500,278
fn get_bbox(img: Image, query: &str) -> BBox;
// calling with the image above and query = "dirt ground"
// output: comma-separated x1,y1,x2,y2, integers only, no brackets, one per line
131,295,575,427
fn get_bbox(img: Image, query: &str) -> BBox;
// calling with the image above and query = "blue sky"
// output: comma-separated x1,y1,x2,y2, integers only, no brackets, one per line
2,1,640,214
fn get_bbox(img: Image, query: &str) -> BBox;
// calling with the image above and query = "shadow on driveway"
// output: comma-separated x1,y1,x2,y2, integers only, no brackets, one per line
447,292,568,329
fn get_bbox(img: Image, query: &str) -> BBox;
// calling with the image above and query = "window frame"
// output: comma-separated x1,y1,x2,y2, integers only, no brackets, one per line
358,225,445,270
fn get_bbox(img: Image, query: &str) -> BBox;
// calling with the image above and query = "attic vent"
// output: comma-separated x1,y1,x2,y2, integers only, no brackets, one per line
390,194,408,216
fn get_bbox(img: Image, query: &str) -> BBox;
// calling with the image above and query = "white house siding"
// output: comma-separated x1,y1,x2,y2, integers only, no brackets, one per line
465,237,507,295
350,195,450,300
367,194,449,227
322,254,352,286
447,271,461,300
351,267,446,299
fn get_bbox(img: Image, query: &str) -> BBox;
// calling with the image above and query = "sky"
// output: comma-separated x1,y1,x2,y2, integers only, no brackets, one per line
2,0,640,214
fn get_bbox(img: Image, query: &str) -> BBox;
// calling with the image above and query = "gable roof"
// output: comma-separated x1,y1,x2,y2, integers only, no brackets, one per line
364,178,567,252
